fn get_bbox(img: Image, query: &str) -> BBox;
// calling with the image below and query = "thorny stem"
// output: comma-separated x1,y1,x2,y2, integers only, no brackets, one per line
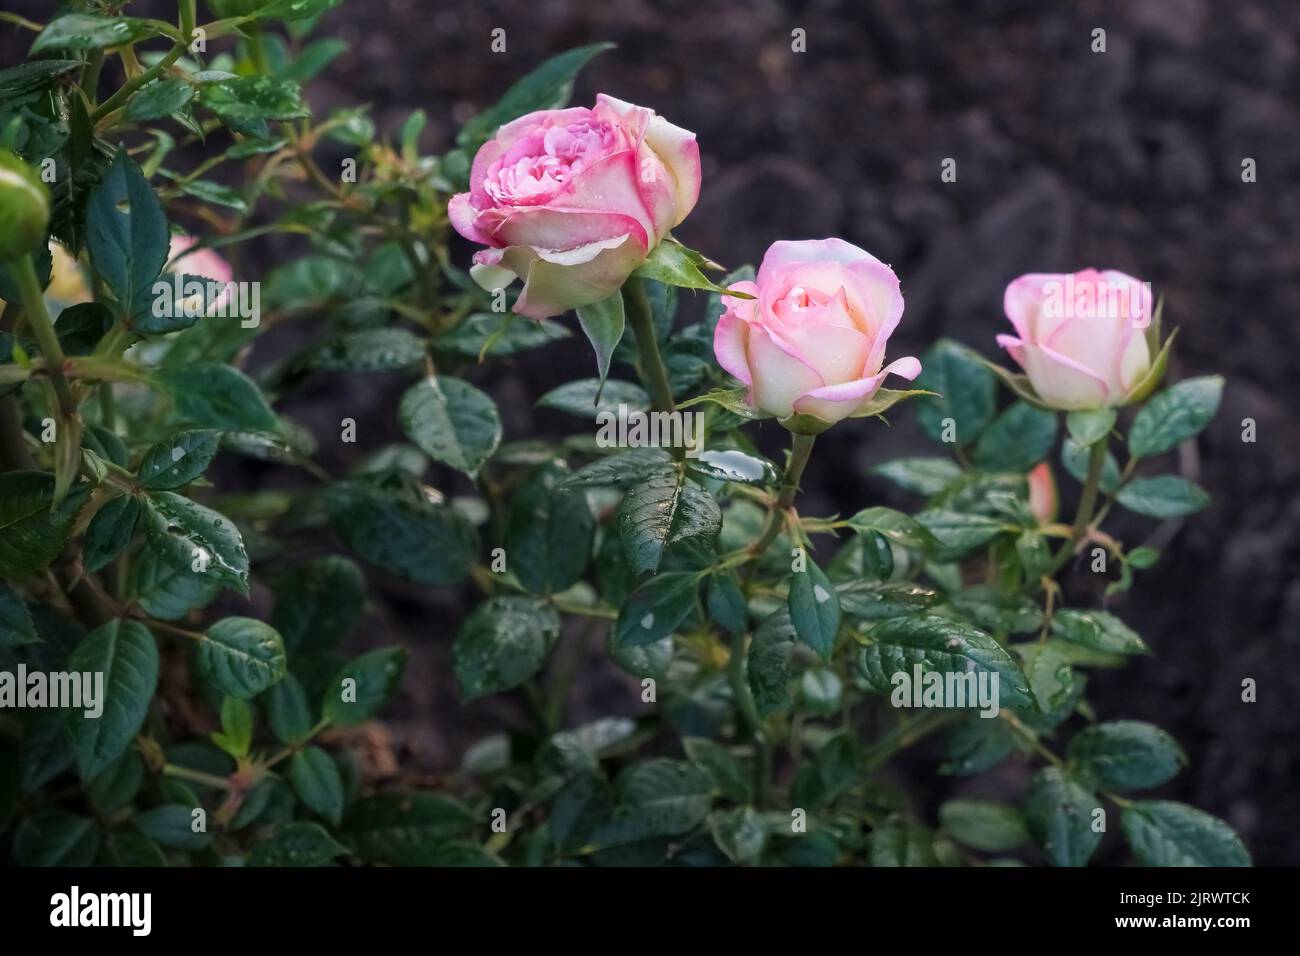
1045,437,1106,578
624,276,677,417
10,253,76,418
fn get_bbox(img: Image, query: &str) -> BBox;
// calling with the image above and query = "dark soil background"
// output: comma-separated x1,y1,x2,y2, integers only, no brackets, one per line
6,0,1298,865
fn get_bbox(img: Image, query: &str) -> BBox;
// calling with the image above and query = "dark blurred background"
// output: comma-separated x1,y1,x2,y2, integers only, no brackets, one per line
5,0,1298,864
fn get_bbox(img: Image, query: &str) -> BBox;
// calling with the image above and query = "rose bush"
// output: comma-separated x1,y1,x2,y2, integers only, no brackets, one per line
0,5,1248,871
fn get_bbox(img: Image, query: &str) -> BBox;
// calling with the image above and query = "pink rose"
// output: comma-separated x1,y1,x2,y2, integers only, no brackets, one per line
449,94,701,319
997,269,1153,410
713,239,921,426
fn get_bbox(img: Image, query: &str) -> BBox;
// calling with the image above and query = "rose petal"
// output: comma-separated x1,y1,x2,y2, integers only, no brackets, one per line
748,327,825,419
713,309,752,388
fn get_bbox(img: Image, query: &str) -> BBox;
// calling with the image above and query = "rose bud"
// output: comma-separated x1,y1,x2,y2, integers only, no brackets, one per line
1027,462,1058,526
713,238,921,428
996,269,1154,411
0,149,51,262
166,234,235,314
449,95,701,319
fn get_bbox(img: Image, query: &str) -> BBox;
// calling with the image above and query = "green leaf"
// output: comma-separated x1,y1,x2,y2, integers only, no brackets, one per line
940,718,1015,776
253,0,344,22
132,804,213,850
1014,642,1076,713
949,585,1043,634
454,597,560,700
1068,721,1187,791
65,620,159,780
1050,609,1149,655
434,312,569,358
199,75,309,137
0,472,88,577
212,695,253,759
505,462,594,594
399,375,501,478
687,448,778,486
127,542,219,620
326,480,478,587
914,509,1012,559
683,737,751,804
308,327,426,372
263,673,312,745
86,753,144,814
125,77,195,122
136,429,220,490
560,447,672,489
749,608,797,718
0,60,83,96
291,747,345,826
788,556,840,661
346,792,476,864
158,363,279,432
869,816,939,867
871,457,963,496
269,555,365,654
12,809,100,865
321,646,408,725
538,379,649,419
1065,408,1116,447
143,491,249,594
1024,767,1102,867
85,150,168,324
31,14,161,54
575,291,625,384
915,339,996,446
856,615,1033,710
613,572,699,650
633,240,735,294
972,401,1058,473
709,807,767,865
617,467,720,575
705,572,748,635
939,800,1029,853
677,385,770,421
1116,475,1211,518
457,43,615,150
249,821,349,867
1128,376,1223,459
844,506,936,550
195,617,287,699
1120,801,1250,867
1061,436,1122,492
586,759,713,850
0,584,38,648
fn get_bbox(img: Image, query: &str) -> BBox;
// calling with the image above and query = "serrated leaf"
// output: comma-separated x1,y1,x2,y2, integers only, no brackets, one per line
322,646,408,725
132,804,212,850
291,747,345,826
939,799,1029,853
399,375,501,478
12,809,99,865
686,448,778,486
143,491,249,594
749,608,797,718
0,472,88,577
1068,720,1187,791
128,542,219,620
65,620,159,780
1024,767,1102,867
249,821,348,867
915,339,996,446
195,617,287,699
505,462,594,594
613,572,699,650
1050,609,1148,655
434,312,569,358
346,792,477,864
269,555,365,654
325,480,478,588
844,506,936,550
1116,475,1211,518
158,363,279,432
856,615,1033,710
559,447,672,489
632,241,733,294
263,673,312,745
616,467,720,574
31,14,161,54
914,509,1013,559
1120,801,1250,867
1065,407,1116,447
1128,376,1223,459
869,816,939,867
125,77,195,122
788,556,840,661
199,75,309,137
871,457,963,496
136,429,220,490
972,401,1058,473
85,150,168,325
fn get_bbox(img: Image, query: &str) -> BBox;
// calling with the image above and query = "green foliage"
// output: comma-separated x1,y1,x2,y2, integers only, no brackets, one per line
0,8,1246,871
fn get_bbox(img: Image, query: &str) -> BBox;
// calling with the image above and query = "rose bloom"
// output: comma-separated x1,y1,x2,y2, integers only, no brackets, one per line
713,239,921,425
996,269,1153,410
449,95,701,319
